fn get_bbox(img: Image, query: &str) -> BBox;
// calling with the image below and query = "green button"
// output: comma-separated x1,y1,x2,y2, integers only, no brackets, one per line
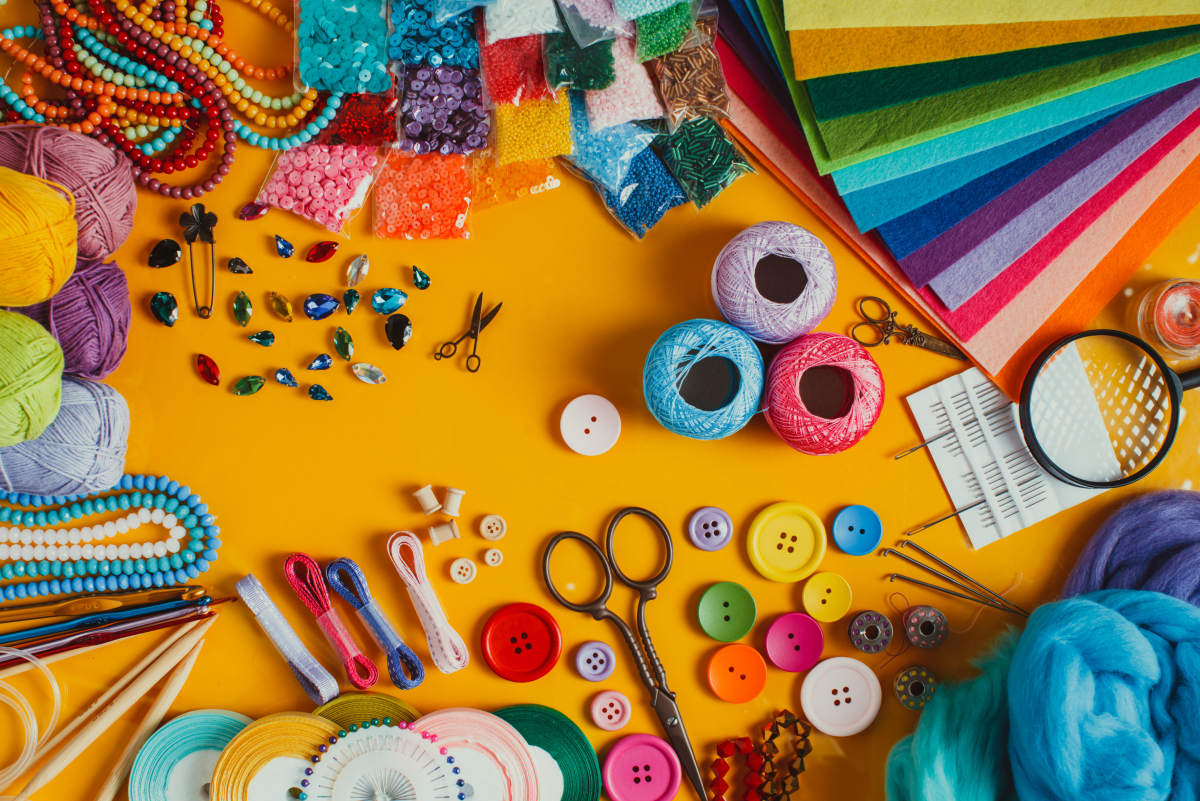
697,581,757,642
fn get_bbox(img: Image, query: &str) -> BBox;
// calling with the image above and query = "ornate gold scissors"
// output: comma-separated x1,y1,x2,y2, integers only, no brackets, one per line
851,297,967,360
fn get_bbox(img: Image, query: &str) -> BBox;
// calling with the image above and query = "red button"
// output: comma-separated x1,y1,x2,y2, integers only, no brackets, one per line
481,602,563,682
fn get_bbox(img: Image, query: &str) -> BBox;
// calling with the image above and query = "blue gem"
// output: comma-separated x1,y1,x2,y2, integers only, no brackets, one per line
412,265,431,289
307,354,333,370
305,769,313,776
371,288,408,315
276,235,294,258
310,385,333,401
301,780,310,788
303,293,341,320
275,368,298,387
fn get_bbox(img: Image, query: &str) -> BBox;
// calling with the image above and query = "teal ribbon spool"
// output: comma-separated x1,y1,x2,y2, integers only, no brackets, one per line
128,710,251,801
495,704,602,801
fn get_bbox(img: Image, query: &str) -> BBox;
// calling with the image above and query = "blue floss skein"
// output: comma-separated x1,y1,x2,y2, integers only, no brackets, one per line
325,557,425,690
643,318,764,440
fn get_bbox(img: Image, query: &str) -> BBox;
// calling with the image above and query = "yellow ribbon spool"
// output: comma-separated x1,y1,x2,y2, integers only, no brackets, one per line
312,691,421,727
208,712,338,801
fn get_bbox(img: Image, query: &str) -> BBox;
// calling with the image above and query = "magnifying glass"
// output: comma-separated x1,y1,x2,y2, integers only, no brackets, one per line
1020,329,1200,488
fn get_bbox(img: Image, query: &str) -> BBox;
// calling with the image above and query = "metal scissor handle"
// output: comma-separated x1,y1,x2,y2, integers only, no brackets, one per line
542,531,614,617
604,507,673,595
435,337,465,360
852,297,899,347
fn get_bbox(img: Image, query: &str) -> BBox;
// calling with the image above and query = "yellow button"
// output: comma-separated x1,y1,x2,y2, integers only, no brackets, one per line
746,502,826,582
802,572,853,622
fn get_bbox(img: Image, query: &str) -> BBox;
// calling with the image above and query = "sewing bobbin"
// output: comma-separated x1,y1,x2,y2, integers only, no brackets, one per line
894,666,937,710
903,606,948,649
847,611,892,654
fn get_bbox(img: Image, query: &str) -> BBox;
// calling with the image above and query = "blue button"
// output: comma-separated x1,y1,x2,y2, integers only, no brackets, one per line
831,505,882,556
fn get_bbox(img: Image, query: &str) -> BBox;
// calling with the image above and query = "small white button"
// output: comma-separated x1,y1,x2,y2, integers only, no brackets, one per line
560,395,621,456
479,514,507,541
427,520,460,546
484,548,503,566
800,656,882,737
450,557,477,584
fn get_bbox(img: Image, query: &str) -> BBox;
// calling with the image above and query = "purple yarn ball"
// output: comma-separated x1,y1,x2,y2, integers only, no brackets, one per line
1061,490,1200,606
13,259,131,381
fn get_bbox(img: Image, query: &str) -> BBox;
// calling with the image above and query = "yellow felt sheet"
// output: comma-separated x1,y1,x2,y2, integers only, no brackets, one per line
785,0,1200,30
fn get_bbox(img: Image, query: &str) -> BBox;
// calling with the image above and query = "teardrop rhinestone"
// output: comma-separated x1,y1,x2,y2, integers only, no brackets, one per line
233,291,253,327
307,241,339,262
233,376,266,396
276,235,295,258
238,202,269,221
197,354,220,385
308,354,333,370
303,294,341,321
412,265,431,290
228,257,253,274
309,385,333,401
248,331,275,346
386,314,412,350
334,327,354,361
344,289,361,315
151,292,178,327
275,368,299,387
347,255,370,287
372,288,407,315
149,239,182,268
270,292,294,322
352,363,387,384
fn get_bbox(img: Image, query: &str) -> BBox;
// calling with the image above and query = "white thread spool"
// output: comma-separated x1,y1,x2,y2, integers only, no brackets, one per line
442,487,466,518
413,485,442,516
427,520,460,546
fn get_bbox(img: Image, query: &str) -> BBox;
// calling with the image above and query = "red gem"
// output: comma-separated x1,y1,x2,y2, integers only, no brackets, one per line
238,202,270,221
196,354,220,386
746,752,764,771
716,742,735,758
735,737,754,754
712,758,730,777
306,241,339,262
742,790,760,801
711,778,730,795
744,772,763,789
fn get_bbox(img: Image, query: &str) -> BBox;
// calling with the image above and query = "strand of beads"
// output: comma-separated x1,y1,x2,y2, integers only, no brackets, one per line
0,473,221,603
0,506,190,562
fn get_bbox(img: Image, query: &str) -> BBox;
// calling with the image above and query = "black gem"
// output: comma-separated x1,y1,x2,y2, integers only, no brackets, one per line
148,239,182,268
228,257,253,274
386,314,413,350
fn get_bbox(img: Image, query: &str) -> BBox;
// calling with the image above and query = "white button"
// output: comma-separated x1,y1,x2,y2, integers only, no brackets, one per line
800,657,882,737
560,395,621,456
484,548,503,566
479,514,507,541
449,558,477,584
590,690,631,731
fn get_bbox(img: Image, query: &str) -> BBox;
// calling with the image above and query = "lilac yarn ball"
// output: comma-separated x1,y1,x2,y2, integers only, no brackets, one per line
12,259,130,380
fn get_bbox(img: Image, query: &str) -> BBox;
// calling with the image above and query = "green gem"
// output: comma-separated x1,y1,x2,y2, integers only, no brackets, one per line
334,327,354,360
412,265,430,290
344,288,360,315
348,724,358,732
247,331,275,346
150,291,178,327
338,730,347,738
383,717,392,726
371,718,380,727
232,376,265,396
233,291,252,327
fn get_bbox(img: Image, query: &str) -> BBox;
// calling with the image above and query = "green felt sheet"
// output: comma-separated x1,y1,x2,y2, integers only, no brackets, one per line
808,25,1200,122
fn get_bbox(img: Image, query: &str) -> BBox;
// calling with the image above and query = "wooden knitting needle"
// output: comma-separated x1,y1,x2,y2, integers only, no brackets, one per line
92,639,204,801
13,616,215,801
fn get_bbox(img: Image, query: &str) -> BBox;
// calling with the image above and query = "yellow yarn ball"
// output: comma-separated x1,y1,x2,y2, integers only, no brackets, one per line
0,166,78,306
0,310,64,447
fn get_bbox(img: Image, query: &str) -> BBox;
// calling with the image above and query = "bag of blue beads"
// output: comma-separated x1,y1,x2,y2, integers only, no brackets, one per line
296,0,394,94
432,0,497,25
391,0,482,67
571,147,687,239
565,91,655,193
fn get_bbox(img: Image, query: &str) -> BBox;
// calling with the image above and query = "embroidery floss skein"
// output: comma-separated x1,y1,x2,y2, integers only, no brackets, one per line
763,333,884,455
0,310,64,447
0,167,77,307
387,532,470,673
643,318,764,440
283,553,378,691
712,221,837,344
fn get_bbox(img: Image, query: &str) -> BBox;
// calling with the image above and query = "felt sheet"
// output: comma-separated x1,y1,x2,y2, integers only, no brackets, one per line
784,1,1200,31
788,18,1200,81
716,0,797,125
919,82,1200,309
814,33,1200,162
809,26,1200,122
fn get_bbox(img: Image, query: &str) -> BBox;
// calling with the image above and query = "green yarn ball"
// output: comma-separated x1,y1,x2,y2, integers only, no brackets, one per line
0,309,64,446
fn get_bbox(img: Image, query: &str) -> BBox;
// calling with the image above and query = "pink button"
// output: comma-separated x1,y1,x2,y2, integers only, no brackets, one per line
602,734,681,801
590,689,631,732
799,656,882,737
764,612,823,672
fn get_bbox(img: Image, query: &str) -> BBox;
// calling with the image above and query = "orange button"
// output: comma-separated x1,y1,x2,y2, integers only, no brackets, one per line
706,644,767,704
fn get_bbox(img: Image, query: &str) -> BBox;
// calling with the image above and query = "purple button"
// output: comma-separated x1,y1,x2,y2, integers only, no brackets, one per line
575,640,617,681
764,612,824,672
688,507,733,551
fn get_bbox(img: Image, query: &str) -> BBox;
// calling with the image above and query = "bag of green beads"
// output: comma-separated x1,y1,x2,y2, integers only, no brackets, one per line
656,115,753,209
634,0,695,63
543,11,618,92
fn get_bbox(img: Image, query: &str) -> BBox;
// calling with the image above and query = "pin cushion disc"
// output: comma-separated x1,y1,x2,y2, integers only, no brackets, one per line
746,502,827,582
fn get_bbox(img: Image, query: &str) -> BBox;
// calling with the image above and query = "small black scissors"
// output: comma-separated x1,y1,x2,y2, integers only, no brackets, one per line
851,296,967,360
435,292,502,372
542,507,705,800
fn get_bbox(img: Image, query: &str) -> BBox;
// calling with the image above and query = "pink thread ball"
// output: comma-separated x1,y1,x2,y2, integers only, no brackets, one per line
764,333,884,455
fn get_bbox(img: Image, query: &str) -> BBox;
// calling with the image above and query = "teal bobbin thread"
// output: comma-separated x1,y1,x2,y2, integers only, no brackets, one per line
128,710,251,801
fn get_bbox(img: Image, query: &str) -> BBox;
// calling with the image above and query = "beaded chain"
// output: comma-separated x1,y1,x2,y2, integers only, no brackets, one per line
711,711,813,801
0,473,221,604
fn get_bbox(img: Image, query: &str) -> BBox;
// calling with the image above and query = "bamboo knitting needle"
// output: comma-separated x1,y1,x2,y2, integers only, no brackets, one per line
92,639,204,801
0,641,111,681
13,616,215,801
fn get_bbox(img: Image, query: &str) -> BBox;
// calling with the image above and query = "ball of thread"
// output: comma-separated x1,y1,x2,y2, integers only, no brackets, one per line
711,221,837,344
0,167,77,306
0,125,135,261
643,318,764,441
12,259,130,381
763,333,883,455
0,310,64,447
0,374,128,495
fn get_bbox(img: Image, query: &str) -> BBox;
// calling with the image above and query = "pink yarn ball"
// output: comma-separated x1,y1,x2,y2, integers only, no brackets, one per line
764,333,884,455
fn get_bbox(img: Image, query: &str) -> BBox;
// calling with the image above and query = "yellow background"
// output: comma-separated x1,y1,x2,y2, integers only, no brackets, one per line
3,4,1200,799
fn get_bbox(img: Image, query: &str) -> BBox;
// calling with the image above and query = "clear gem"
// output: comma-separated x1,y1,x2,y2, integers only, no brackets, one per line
275,368,299,387
270,292,294,322
238,202,269,221
149,239,181,268
233,291,252,327
346,255,369,288
150,292,178,327
307,354,333,370
228,257,253,274
197,354,220,385
275,235,294,258
352,363,387,384
372,288,407,315
307,241,339,262
248,331,275,346
334,327,354,361
344,289,361,315
412,265,431,290
386,314,412,350
309,385,333,401
303,294,340,321
233,376,265,396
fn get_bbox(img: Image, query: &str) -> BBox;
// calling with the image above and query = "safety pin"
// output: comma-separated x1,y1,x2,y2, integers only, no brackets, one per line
893,402,1014,459
882,550,1026,617
177,204,218,319
900,541,1029,616
888,574,1027,617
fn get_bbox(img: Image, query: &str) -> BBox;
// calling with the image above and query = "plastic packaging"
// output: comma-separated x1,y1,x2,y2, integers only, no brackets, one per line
566,90,655,193
584,147,686,238
311,88,401,147
390,0,481,68
479,25,555,105
494,88,574,164
471,147,564,209
558,0,632,47
612,0,678,22
375,151,474,240
583,36,664,130
432,0,496,26
296,0,393,93
257,143,386,236
652,16,728,129
483,0,561,43
544,18,617,91
399,65,490,154
356,598,413,658
657,115,753,208
635,0,694,62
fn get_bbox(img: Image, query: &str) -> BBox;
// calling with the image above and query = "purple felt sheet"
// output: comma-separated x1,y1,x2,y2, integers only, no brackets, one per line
894,79,1200,311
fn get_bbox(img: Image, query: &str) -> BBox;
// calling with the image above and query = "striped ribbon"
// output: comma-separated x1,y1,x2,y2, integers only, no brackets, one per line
283,553,378,691
386,532,469,674
417,708,540,801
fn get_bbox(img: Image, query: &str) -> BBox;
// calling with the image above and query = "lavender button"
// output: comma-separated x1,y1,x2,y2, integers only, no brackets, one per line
575,640,617,681
688,507,733,551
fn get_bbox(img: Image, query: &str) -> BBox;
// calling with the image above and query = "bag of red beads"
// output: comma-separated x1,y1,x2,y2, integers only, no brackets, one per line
471,147,564,210
311,87,401,146
374,151,474,240
479,22,555,105
256,143,387,236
